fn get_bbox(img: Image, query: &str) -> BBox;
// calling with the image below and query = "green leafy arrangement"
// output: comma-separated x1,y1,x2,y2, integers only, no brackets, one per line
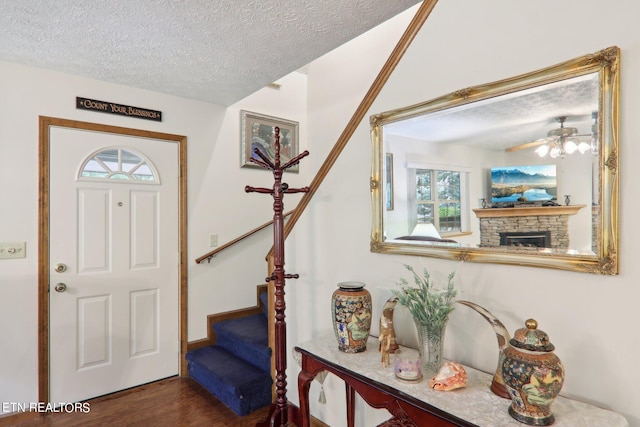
392,264,457,330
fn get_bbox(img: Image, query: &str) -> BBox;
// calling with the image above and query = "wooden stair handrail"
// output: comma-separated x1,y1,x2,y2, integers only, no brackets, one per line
267,0,439,259
195,211,293,264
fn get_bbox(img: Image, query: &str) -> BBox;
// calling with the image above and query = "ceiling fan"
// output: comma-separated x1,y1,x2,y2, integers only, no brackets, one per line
505,115,594,158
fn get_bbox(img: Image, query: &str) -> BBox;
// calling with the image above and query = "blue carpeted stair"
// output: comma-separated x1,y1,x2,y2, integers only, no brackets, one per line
186,291,272,416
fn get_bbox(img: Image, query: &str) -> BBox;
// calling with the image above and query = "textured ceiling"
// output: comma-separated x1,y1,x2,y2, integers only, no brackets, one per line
0,0,421,106
384,73,599,151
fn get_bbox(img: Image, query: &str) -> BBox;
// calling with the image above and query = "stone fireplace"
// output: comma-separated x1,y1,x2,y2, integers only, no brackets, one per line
473,205,585,249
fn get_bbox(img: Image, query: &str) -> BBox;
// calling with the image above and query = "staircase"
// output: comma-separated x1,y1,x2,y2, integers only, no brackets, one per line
186,290,272,416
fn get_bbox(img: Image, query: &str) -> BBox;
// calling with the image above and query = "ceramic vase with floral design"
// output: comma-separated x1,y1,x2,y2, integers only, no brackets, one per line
331,282,372,353
501,319,564,426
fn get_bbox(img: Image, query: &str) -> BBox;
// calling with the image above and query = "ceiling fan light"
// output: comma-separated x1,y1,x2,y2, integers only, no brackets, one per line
577,142,591,154
550,146,562,158
564,140,578,154
535,145,549,157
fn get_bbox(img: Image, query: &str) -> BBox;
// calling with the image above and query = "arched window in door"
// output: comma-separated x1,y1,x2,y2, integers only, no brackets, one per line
78,147,159,183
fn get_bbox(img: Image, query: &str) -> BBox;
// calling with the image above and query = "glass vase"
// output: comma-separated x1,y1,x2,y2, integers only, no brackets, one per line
414,318,447,378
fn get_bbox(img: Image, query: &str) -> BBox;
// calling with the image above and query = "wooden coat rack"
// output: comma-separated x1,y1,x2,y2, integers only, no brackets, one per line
246,127,309,427
246,3,440,424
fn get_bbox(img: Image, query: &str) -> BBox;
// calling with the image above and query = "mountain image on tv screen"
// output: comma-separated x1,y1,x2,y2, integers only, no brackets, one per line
491,165,557,203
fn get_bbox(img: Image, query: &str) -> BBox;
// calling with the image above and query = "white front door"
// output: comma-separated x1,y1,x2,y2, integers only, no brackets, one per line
48,126,179,403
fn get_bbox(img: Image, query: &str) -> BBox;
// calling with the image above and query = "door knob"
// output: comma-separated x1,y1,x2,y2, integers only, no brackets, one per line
54,263,67,273
54,283,67,293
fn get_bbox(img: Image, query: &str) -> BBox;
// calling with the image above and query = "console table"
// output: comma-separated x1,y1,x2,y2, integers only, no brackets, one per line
295,334,628,427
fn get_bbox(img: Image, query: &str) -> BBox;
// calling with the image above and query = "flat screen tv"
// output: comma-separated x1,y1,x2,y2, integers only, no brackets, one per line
491,165,557,204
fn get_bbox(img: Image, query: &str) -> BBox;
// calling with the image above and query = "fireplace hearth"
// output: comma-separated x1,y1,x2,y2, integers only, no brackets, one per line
500,231,551,248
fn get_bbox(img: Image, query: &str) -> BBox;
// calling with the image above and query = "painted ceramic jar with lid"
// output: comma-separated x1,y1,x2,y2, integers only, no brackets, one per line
501,319,564,426
331,282,372,353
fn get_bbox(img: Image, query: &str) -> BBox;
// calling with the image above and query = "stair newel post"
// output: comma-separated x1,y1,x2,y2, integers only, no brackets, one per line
246,126,309,427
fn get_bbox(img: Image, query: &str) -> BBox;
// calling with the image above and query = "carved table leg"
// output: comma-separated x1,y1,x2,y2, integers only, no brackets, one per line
346,383,356,427
298,370,315,427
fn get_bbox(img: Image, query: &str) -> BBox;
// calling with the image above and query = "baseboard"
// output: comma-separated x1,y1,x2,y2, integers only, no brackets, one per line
187,284,267,352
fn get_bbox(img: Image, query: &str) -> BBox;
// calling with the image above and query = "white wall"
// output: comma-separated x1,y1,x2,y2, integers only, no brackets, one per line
287,1,640,426
0,60,307,411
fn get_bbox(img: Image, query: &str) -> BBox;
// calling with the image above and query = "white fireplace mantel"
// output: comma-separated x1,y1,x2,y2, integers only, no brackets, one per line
473,205,585,219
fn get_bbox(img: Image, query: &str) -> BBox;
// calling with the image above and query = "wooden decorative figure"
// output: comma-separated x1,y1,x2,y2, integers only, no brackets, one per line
379,296,400,368
247,127,309,427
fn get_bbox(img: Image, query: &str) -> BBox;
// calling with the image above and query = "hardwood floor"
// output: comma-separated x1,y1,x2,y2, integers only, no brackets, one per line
2,377,273,427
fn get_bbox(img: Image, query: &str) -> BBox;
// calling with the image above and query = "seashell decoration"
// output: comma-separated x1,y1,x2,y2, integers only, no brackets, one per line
428,361,468,391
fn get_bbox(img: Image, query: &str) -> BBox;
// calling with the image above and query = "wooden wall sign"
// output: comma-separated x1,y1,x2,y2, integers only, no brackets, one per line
76,97,162,122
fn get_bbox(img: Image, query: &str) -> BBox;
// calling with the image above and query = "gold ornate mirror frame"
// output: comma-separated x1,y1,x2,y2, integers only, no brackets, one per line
370,47,619,274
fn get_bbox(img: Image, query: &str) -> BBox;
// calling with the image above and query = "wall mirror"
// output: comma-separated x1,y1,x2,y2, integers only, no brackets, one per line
370,47,619,274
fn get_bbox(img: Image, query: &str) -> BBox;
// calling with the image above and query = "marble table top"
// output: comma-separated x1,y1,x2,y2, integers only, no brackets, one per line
295,334,628,427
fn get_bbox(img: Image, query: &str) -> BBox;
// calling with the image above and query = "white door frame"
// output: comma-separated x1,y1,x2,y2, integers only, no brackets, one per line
38,116,188,404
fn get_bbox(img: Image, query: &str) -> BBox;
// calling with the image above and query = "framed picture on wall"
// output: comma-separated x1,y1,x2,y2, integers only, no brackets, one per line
240,110,299,173
385,153,394,210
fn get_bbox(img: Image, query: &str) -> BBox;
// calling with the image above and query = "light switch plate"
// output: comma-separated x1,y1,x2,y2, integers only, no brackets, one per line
209,234,218,247
0,242,26,259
